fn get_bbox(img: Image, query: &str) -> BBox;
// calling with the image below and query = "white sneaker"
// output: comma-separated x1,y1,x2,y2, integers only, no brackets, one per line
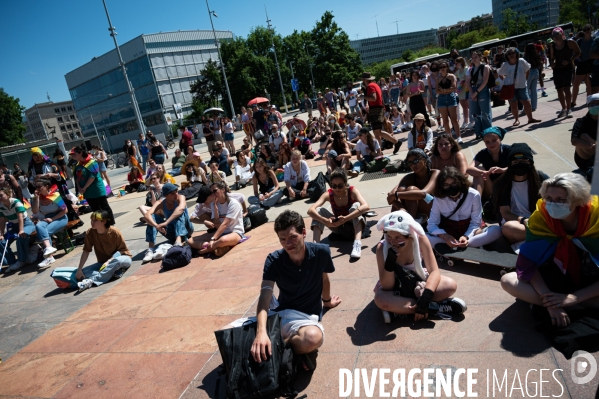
457,137,463,144
566,109,573,118
77,278,94,292
8,261,24,271
38,256,55,268
460,123,468,130
351,240,362,259
142,249,154,263
557,109,566,118
43,246,57,258
152,248,165,260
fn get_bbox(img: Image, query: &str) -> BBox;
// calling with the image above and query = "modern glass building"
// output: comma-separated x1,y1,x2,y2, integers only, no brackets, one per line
65,30,233,152
492,0,560,30
350,29,438,65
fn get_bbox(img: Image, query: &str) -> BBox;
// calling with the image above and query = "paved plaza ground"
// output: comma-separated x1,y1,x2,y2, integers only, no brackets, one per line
0,72,598,398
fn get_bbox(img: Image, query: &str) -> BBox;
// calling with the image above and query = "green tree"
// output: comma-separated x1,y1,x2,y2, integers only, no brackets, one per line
452,25,506,50
501,8,532,37
401,49,414,62
559,0,597,30
0,88,25,147
188,59,224,120
413,46,449,59
446,30,460,50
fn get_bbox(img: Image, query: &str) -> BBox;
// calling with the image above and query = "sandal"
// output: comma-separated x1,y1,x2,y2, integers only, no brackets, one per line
512,120,520,127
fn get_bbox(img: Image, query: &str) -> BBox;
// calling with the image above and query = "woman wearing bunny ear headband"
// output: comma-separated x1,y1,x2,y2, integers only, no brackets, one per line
373,211,467,322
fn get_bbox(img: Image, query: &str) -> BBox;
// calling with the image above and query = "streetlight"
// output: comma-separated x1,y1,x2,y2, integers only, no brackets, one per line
265,7,288,113
101,0,146,138
206,0,236,117
289,61,300,104
305,46,317,99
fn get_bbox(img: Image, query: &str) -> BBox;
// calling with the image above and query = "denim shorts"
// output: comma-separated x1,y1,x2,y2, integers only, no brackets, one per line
437,92,458,108
98,161,107,172
509,88,530,102
224,133,235,141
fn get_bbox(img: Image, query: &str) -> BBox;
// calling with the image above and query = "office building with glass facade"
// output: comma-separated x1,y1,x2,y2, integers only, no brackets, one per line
492,0,559,29
65,30,233,152
350,29,438,65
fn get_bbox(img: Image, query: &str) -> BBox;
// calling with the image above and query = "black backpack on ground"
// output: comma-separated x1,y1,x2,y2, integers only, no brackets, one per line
214,314,298,399
248,207,268,230
161,245,192,270
307,172,329,201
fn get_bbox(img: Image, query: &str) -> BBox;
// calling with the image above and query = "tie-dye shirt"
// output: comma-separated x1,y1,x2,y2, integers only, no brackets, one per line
75,156,106,199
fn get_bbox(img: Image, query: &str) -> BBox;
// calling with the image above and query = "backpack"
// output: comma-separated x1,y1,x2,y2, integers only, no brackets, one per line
307,172,329,201
50,266,79,289
161,245,192,270
214,313,298,399
365,156,390,173
254,129,266,142
248,207,268,230
470,64,495,91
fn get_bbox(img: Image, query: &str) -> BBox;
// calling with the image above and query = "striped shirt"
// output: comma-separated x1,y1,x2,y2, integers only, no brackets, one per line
0,198,26,222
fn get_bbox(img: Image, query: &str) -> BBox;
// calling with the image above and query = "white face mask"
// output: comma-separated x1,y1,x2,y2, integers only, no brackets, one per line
127,142,131,146
545,201,573,220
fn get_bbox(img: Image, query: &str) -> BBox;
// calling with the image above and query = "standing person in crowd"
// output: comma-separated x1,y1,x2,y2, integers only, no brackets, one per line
0,186,35,271
419,66,432,115
387,149,439,223
137,132,150,171
492,143,548,250
455,57,470,130
379,78,390,105
500,173,599,328
524,43,543,112
407,70,431,128
374,211,466,323
427,167,503,249
74,210,132,292
467,126,511,202
346,82,360,116
249,158,283,209
499,47,542,126
252,104,267,133
241,106,255,145
337,87,346,110
210,114,223,143
222,116,236,154
573,25,594,108
303,94,313,119
350,128,382,177
430,134,468,175
389,73,401,105
467,51,493,138
203,120,216,157
549,27,581,118
324,88,335,110
284,150,310,201
31,178,69,268
308,168,369,259
436,61,462,143
268,124,286,155
123,138,143,173
408,114,433,153
170,148,186,176
571,94,599,173
179,125,194,151
142,183,194,262
187,181,244,257
493,45,506,69
146,132,168,165
53,149,68,181
92,145,111,189
535,40,549,97
428,62,440,117
71,146,114,225
316,92,328,116
362,72,402,154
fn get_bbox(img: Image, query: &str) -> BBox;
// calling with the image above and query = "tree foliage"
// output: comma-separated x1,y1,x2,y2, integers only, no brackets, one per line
0,88,25,147
189,11,363,116
451,25,506,50
188,59,223,121
367,46,448,78
500,8,538,37
559,0,597,30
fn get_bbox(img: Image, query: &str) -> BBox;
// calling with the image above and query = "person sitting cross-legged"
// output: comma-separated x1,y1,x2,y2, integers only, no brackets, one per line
142,183,194,263
221,210,342,371
308,168,370,259
190,185,248,232
75,210,133,292
187,181,244,257
374,211,467,322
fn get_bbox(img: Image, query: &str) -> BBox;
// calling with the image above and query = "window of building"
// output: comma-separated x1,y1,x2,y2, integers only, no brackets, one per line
70,114,76,120
72,122,78,128
66,124,72,129
57,117,63,122
60,126,66,132
61,107,66,112
67,106,72,111
54,108,60,113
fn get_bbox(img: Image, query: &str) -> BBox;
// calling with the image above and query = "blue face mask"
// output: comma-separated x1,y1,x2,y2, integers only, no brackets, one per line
589,105,599,116
545,201,573,219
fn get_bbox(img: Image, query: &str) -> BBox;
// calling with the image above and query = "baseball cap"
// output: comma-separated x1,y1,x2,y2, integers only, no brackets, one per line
161,183,179,197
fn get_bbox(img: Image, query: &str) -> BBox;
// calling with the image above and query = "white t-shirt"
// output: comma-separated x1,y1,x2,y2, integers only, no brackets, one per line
355,139,380,156
211,197,244,235
498,58,530,89
510,180,531,218
224,122,233,133
221,147,230,158
346,89,358,107
211,119,221,135
269,134,284,151
346,123,361,141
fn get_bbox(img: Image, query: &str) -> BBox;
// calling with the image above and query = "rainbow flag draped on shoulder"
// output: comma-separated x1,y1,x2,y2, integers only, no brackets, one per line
516,196,599,283
40,185,67,212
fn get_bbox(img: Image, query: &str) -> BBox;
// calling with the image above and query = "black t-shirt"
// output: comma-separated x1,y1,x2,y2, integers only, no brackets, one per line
203,126,214,141
473,144,512,182
571,113,598,142
253,110,266,130
262,242,335,316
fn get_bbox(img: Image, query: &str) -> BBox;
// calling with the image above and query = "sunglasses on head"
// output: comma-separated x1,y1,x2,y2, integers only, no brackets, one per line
330,183,346,189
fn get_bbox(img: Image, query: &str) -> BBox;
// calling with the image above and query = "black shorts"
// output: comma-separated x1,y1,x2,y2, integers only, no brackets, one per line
368,106,385,130
553,68,574,89
592,64,599,87
576,60,594,76
574,151,594,170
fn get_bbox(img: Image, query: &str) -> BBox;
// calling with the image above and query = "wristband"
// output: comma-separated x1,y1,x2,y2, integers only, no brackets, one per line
322,297,331,302
520,218,527,225
424,193,434,204
416,288,434,315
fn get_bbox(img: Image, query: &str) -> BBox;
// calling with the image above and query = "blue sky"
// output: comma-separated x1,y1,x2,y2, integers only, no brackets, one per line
0,0,491,109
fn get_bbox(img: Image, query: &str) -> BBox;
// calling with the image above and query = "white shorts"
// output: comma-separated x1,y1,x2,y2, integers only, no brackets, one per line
230,308,324,342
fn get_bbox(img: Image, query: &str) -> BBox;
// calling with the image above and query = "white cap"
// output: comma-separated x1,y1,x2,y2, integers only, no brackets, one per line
587,93,599,105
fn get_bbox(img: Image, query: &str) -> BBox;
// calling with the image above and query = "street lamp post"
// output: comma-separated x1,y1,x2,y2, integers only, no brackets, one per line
305,47,317,99
101,0,146,137
265,8,288,113
206,0,236,118
289,61,300,104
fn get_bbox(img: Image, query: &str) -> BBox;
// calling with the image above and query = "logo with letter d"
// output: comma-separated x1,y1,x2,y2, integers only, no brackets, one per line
571,350,597,385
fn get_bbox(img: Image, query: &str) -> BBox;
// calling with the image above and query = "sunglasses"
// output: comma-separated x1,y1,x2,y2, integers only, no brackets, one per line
211,189,219,194
407,158,423,166
330,183,346,189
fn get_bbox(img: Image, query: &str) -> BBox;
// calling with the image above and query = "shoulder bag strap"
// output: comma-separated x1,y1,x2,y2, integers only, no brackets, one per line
445,191,468,220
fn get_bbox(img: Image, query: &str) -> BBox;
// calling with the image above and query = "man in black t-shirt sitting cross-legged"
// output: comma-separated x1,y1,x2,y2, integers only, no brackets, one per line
224,210,342,370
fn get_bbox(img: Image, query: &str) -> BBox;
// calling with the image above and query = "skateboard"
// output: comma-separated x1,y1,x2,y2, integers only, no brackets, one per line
434,243,517,275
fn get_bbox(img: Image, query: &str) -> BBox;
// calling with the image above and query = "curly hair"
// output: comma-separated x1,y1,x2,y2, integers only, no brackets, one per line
433,167,471,198
274,210,305,234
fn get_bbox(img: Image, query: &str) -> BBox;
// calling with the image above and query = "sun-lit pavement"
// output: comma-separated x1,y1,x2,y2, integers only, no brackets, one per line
0,70,597,398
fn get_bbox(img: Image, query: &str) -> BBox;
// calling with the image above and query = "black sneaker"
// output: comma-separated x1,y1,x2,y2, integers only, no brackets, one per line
393,140,402,155
435,298,467,318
